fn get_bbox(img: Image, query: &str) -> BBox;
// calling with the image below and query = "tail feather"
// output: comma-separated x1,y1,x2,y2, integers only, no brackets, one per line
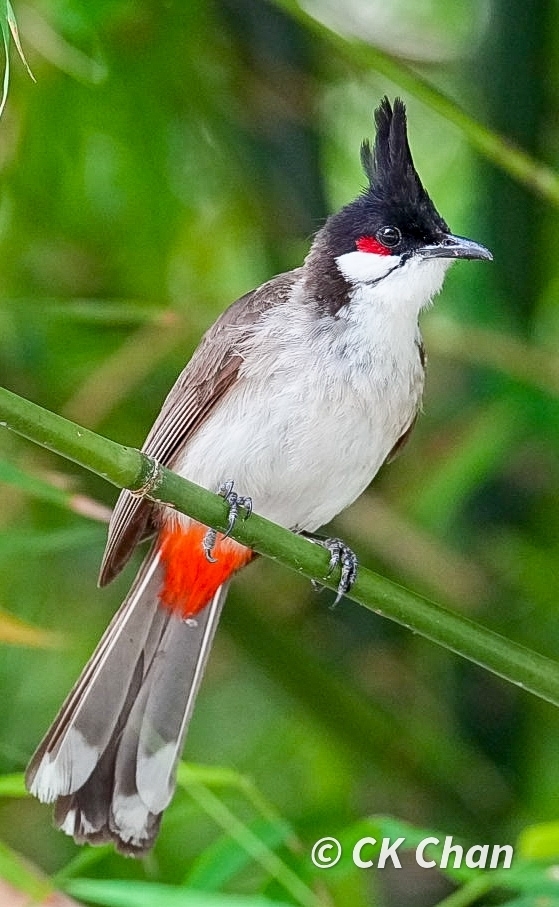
26,547,229,855
26,553,165,801
115,586,226,817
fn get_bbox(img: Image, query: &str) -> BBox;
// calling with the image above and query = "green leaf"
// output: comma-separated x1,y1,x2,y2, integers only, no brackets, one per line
177,765,316,907
52,844,113,884
0,457,110,520
64,879,295,907
0,526,103,558
0,772,27,797
0,608,62,647
0,839,51,900
433,858,559,905
0,458,66,504
186,818,294,890
518,821,559,859
367,815,443,850
0,4,11,119
495,898,559,907
492,860,559,894
6,0,34,79
0,0,34,119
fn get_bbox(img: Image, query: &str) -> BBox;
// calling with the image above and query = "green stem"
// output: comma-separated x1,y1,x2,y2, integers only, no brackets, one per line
177,762,302,853
2,384,559,710
276,0,559,206
176,766,320,907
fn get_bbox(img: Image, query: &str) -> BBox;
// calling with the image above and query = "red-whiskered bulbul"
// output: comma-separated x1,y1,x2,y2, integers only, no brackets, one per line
26,97,492,854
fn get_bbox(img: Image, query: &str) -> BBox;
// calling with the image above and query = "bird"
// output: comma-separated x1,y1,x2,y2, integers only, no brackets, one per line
26,97,492,855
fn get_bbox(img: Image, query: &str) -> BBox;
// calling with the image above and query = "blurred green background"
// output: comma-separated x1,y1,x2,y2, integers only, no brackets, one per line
1,0,559,905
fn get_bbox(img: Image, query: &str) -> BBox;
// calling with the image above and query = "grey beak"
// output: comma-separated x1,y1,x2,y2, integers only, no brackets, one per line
420,233,493,262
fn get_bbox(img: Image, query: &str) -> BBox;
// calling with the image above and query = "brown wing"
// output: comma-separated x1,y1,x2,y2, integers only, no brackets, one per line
98,271,300,586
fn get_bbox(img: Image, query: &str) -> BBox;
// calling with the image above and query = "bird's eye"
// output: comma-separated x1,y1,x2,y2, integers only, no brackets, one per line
375,226,401,248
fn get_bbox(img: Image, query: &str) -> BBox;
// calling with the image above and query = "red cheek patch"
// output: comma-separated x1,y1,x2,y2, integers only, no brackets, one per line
356,236,391,256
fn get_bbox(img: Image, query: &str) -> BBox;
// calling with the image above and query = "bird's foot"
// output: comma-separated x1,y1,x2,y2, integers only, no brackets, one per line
310,536,358,605
203,480,253,563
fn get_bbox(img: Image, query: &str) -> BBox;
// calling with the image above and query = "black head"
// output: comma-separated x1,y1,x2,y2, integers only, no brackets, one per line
321,97,491,263
305,97,491,314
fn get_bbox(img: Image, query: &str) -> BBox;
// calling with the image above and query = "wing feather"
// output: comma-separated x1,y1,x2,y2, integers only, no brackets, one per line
99,272,300,585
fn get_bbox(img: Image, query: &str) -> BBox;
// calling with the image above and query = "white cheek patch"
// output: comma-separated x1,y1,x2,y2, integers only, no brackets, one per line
336,250,453,319
387,255,452,310
335,249,401,284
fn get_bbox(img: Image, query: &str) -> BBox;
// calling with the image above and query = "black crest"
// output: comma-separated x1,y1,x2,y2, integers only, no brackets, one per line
306,97,452,314
316,97,450,268
360,97,448,234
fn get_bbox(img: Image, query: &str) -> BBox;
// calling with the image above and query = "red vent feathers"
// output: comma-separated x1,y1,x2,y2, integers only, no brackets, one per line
159,522,253,617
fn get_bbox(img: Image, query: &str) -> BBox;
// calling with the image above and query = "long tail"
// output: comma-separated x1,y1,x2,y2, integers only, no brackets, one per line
25,543,232,855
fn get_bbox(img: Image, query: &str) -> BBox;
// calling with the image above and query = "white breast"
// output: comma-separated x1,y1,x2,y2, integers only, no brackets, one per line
173,276,426,533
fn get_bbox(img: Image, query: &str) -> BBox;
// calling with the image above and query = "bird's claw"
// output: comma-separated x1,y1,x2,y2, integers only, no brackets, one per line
203,528,218,563
203,480,253,562
218,480,253,538
311,537,358,605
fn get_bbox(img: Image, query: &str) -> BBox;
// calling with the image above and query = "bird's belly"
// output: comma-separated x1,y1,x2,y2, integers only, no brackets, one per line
173,367,420,533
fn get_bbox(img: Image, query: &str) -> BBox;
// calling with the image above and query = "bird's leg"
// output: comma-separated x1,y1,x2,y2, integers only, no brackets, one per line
203,480,253,563
305,534,359,605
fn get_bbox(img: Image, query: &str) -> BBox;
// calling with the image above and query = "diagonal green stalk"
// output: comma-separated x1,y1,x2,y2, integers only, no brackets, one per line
2,383,559,708
275,0,559,206
176,766,318,907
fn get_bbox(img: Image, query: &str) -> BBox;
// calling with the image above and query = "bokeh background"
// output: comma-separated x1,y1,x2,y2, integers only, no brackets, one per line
1,0,559,905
